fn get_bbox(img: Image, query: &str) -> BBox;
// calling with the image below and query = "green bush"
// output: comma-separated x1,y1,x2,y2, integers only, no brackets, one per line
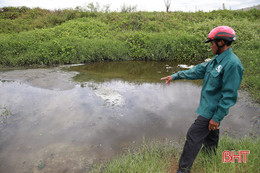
125,32,210,62
0,32,129,66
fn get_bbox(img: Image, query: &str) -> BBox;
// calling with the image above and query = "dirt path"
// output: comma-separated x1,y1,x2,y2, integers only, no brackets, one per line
167,158,178,173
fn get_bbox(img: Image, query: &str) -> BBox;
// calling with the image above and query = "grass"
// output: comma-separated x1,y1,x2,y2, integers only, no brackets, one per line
89,139,177,173
193,136,260,173
89,136,260,173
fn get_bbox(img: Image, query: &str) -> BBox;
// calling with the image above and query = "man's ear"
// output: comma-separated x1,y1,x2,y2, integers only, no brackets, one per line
219,40,225,46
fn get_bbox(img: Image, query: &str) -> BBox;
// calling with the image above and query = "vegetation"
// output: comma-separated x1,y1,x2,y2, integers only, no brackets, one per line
0,7,259,101
192,135,260,173
0,106,11,125
90,136,260,173
0,7,259,172
90,139,175,173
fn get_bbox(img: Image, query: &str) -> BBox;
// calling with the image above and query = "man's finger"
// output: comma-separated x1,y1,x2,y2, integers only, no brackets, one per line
209,126,219,131
161,77,167,80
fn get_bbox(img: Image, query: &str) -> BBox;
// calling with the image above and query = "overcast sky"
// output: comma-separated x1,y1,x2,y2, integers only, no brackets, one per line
0,0,259,12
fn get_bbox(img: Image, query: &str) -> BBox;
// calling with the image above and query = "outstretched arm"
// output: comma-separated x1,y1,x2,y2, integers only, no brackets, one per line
161,61,209,84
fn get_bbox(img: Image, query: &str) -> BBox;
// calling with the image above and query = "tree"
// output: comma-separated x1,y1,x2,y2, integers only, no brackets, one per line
223,3,226,10
87,2,100,12
120,4,137,13
164,0,171,12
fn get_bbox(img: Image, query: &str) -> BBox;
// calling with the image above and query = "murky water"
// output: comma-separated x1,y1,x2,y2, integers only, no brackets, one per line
0,61,259,173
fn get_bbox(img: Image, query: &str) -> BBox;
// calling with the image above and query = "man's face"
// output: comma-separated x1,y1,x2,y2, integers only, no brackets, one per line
210,41,218,54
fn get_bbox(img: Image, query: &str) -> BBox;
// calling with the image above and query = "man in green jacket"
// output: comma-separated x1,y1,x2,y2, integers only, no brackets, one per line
161,26,243,173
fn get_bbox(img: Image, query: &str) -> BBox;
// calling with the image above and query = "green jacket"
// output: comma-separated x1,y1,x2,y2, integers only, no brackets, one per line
171,48,243,123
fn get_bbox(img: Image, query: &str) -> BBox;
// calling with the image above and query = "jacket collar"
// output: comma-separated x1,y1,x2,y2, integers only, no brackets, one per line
214,47,232,64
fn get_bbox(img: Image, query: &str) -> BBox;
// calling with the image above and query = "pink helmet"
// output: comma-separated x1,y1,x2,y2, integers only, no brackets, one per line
205,26,236,43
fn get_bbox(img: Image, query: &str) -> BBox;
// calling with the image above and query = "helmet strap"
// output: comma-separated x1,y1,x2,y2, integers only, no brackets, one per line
215,40,226,55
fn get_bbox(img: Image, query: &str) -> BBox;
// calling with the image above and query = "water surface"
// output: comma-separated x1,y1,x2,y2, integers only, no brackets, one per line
0,61,259,173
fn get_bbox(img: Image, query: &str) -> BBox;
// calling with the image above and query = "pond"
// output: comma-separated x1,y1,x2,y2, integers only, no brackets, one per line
0,61,259,173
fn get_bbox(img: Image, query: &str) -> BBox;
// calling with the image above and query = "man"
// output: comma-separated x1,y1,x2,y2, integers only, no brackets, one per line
161,26,243,173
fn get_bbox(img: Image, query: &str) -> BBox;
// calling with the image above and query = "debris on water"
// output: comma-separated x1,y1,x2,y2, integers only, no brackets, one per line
177,60,211,69
37,163,46,170
0,106,12,125
178,64,194,69
165,65,173,70
91,84,125,106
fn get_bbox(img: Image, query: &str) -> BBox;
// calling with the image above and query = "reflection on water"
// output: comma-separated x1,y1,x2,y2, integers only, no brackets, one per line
0,61,259,173
67,61,202,85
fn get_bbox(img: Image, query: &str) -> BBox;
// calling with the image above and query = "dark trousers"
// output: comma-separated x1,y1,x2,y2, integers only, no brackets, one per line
177,115,219,173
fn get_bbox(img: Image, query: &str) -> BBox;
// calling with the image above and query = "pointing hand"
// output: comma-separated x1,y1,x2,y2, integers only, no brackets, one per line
161,76,173,85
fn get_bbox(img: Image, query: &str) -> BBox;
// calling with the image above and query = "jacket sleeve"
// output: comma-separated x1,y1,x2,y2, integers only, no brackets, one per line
171,62,209,80
212,62,244,123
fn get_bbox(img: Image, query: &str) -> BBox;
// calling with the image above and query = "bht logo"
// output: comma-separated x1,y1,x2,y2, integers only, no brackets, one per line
222,150,250,163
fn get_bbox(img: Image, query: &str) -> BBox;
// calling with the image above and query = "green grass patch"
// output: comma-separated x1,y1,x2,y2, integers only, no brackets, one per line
193,136,260,173
90,139,177,173
90,136,260,173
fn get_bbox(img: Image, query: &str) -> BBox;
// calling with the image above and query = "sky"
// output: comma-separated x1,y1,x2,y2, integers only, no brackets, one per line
0,0,259,12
